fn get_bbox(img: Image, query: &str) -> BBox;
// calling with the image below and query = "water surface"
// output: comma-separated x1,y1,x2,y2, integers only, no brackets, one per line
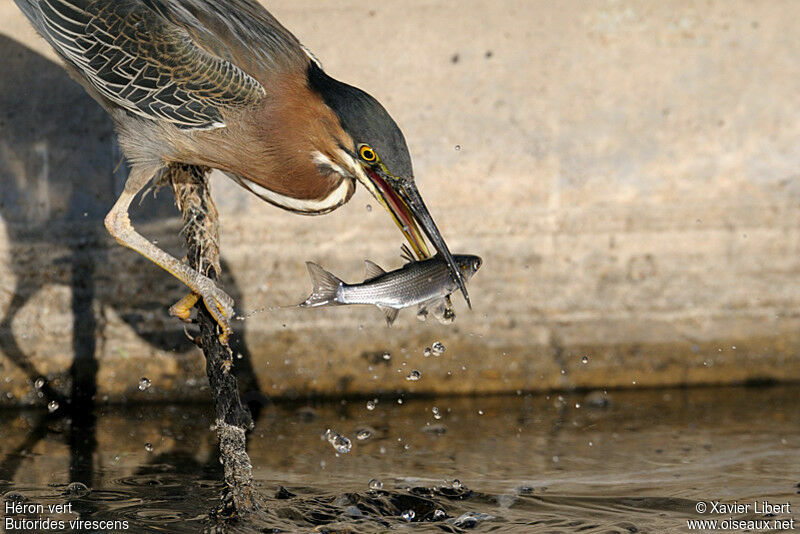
1,386,797,532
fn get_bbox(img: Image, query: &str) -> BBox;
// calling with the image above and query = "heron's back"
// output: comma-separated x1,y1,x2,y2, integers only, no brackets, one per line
13,0,308,129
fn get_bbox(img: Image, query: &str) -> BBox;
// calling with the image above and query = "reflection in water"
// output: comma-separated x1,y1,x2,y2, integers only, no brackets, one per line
0,386,798,532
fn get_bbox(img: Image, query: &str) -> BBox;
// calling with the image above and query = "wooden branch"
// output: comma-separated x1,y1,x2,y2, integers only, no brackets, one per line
169,164,260,516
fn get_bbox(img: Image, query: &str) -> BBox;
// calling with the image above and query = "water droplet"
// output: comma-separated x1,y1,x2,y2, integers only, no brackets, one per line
433,509,446,520
34,378,45,390
453,512,489,528
324,429,352,454
138,377,151,391
401,509,415,521
366,399,377,411
431,341,446,355
397,398,403,405
451,479,462,490
382,352,391,361
356,427,374,441
575,403,581,408
478,410,484,415
366,204,372,212
47,400,59,413
368,478,383,490
423,347,432,357
64,482,90,497
144,442,153,452
432,406,442,420
455,144,461,151
406,370,421,381
581,356,589,364
552,455,559,463
3,491,26,502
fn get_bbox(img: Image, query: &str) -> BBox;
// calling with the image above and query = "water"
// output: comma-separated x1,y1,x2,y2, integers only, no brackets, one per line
323,429,352,454
0,386,797,532
138,378,152,391
406,370,422,381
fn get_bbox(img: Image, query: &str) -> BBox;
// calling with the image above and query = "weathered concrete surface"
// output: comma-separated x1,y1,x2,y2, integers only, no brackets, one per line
0,0,799,403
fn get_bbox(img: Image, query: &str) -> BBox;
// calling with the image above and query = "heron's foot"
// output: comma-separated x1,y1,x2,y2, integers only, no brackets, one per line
170,293,200,322
169,277,234,344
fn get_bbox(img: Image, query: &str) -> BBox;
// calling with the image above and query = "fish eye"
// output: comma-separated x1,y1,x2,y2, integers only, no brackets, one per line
359,145,377,163
473,258,482,270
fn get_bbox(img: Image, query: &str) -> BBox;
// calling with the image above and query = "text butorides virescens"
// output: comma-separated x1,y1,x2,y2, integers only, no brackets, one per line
14,0,470,340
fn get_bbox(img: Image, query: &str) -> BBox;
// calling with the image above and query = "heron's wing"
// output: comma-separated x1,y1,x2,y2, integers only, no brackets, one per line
32,0,265,129
153,0,312,72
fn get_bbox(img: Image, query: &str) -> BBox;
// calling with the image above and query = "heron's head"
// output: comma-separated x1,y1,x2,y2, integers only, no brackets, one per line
308,62,470,306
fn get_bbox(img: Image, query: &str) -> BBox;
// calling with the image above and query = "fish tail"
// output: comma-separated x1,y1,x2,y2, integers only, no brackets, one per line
300,262,343,307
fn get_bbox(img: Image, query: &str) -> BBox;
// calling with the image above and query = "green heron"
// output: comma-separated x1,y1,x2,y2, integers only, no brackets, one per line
14,0,469,340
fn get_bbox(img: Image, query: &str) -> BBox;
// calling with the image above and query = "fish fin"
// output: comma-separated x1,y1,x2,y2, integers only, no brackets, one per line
378,305,400,326
364,260,386,280
300,262,343,307
400,244,416,264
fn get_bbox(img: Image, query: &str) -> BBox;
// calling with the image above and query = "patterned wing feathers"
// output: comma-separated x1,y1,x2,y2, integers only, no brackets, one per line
36,0,265,129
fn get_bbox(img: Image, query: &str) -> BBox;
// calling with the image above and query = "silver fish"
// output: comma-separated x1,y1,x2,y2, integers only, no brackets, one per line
300,247,482,325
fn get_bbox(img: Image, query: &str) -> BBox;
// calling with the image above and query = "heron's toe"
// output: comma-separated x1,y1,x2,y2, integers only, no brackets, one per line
169,293,200,321
201,286,234,344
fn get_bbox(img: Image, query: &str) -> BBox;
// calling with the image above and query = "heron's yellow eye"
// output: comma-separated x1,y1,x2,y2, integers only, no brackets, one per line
359,145,377,163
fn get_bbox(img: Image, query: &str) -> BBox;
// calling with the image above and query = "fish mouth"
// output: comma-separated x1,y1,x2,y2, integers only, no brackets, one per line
365,169,471,308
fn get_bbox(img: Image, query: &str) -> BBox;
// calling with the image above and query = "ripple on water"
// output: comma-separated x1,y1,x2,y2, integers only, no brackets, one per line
0,388,795,533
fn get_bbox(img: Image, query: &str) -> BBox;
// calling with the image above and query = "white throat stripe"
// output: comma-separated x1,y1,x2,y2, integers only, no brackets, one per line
233,175,353,214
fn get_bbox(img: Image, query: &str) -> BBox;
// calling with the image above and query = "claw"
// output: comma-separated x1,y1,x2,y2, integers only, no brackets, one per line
183,326,202,348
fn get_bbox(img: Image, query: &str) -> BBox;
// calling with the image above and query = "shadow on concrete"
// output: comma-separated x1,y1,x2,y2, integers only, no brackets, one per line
0,35,264,418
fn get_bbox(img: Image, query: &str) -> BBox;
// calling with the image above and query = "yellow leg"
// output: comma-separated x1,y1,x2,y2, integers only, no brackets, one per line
169,293,199,321
104,164,233,343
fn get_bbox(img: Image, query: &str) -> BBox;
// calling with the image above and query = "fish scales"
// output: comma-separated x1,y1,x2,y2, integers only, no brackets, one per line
339,259,453,307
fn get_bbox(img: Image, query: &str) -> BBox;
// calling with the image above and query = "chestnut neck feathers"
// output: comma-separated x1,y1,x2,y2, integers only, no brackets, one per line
197,62,415,210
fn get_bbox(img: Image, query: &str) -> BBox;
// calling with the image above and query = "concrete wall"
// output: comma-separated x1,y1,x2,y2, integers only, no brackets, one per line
0,0,799,404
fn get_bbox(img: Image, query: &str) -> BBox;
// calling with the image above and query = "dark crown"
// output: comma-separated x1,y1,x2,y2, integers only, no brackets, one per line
307,62,413,179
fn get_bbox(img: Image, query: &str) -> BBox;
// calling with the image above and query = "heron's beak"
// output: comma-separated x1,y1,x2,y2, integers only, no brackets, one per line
365,169,471,308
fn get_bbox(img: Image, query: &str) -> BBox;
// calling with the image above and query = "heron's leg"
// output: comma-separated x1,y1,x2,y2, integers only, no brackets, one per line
103,164,233,342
